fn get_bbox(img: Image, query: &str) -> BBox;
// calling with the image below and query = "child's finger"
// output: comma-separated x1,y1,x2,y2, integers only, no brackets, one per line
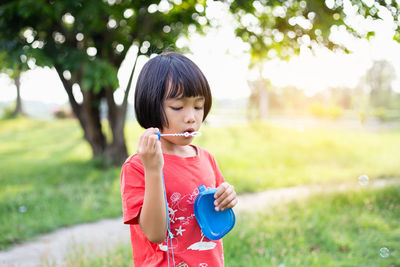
215,184,233,203
214,184,234,210
222,197,238,210
216,190,236,211
214,182,229,199
141,128,158,147
148,134,159,149
154,138,162,153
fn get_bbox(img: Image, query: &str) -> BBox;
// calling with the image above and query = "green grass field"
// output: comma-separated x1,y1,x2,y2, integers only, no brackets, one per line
224,186,400,266
0,117,399,251
64,186,400,266
199,123,400,192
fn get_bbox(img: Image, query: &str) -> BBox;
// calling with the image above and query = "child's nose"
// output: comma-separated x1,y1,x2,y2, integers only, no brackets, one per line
184,108,196,123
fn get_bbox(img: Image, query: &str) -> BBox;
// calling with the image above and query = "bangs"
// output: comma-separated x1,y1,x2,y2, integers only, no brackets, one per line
164,58,210,100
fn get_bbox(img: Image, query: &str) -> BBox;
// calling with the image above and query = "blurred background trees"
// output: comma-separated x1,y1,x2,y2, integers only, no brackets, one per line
366,60,396,108
0,0,208,165
0,50,29,118
229,0,400,122
1,0,399,165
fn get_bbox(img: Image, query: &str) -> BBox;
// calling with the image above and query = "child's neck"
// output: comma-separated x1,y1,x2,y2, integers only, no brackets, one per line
161,142,197,158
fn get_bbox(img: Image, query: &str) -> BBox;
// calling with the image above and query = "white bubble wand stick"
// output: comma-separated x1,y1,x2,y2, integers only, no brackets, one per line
157,131,202,139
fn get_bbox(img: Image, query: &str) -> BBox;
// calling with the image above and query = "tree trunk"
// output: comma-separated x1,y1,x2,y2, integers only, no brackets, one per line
81,89,107,158
12,74,24,117
103,53,140,165
105,86,128,165
259,85,269,120
55,66,86,137
248,79,269,121
54,54,139,166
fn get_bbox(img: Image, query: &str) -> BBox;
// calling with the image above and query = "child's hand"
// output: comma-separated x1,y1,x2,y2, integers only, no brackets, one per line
214,182,238,211
137,128,163,172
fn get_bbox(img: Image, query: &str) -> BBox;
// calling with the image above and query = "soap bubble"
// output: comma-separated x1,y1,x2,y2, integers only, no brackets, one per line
358,174,369,186
19,206,27,213
380,247,389,258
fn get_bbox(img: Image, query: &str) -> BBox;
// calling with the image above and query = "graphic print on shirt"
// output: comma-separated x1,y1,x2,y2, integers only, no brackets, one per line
187,232,216,251
158,186,217,253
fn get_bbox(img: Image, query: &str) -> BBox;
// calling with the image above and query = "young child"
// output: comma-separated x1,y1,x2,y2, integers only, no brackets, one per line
121,52,238,267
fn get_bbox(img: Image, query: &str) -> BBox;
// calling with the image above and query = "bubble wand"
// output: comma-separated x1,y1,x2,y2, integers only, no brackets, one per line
157,131,202,139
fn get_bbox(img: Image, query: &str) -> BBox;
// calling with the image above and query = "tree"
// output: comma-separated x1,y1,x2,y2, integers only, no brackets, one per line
0,50,28,118
365,59,396,108
0,0,208,165
247,78,270,120
227,0,399,118
229,0,400,64
2,1,399,163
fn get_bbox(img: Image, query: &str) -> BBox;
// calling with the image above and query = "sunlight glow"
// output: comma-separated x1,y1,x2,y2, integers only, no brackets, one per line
1,3,399,107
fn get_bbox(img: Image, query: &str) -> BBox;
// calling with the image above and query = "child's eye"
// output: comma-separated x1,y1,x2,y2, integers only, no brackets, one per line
170,107,182,111
195,106,204,110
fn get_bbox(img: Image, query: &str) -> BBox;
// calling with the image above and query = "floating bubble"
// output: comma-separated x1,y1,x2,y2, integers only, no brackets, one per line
18,206,27,213
380,247,389,258
358,174,369,186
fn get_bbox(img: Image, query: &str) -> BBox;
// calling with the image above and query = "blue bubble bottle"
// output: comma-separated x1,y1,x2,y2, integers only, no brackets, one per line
194,185,236,240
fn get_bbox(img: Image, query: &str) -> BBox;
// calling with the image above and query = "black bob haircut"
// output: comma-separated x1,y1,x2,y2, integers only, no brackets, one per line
134,52,212,130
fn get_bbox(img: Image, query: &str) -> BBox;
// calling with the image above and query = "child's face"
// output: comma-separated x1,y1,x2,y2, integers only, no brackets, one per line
162,96,205,145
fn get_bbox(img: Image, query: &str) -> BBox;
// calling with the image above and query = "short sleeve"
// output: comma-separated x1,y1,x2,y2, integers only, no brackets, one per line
120,160,145,224
210,155,225,187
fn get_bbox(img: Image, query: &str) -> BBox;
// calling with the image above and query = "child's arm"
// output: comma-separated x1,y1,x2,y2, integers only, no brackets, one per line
136,127,167,243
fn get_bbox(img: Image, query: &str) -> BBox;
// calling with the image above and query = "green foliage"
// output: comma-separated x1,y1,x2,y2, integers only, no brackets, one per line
228,1,400,65
0,103,18,119
82,59,119,94
365,60,397,109
0,0,211,163
0,0,206,82
371,108,400,122
0,48,29,77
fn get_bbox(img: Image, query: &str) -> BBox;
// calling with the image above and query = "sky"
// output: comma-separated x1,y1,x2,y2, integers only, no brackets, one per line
1,2,400,105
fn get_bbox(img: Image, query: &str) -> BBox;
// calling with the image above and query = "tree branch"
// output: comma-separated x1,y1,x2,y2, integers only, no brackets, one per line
54,64,84,125
122,51,140,118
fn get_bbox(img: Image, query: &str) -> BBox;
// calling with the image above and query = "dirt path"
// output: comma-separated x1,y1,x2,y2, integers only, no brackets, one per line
1,178,399,267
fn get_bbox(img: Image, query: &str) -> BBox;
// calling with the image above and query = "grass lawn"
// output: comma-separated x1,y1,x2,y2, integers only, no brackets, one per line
198,123,400,192
224,185,400,266
0,118,132,250
0,117,399,250
64,185,400,266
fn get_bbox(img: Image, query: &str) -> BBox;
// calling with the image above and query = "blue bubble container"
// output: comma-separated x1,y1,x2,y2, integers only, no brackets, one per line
193,185,236,240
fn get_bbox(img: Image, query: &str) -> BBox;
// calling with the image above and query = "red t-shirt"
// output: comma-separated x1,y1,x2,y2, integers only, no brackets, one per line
121,145,225,267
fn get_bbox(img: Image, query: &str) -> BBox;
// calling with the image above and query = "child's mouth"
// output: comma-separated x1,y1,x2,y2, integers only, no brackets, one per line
183,129,195,137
